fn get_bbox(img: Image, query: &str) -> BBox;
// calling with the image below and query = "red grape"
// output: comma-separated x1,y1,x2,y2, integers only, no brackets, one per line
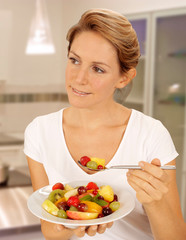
102,207,112,216
97,165,104,169
113,194,118,202
98,195,104,200
78,186,87,195
92,190,98,195
77,203,88,212
57,202,69,211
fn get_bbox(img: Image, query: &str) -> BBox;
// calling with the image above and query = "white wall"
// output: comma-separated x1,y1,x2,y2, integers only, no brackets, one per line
1,0,186,88
62,0,186,33
0,0,186,134
61,0,186,77
0,0,65,87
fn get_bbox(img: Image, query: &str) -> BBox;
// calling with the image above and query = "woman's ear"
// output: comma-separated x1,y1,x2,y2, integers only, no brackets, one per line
116,68,136,89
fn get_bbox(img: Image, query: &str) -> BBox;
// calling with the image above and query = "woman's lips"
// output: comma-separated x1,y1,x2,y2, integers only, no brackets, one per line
72,87,91,96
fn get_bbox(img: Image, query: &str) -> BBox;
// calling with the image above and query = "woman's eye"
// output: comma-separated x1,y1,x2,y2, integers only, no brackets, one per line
69,57,79,65
93,66,104,73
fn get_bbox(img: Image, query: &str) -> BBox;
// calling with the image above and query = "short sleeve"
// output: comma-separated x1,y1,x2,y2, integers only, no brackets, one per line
147,121,179,165
24,118,42,163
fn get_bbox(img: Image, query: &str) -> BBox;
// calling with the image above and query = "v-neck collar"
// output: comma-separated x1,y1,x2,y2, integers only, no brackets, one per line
59,108,135,176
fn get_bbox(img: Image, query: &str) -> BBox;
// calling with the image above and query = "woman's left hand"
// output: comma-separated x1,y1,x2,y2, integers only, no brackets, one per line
86,222,113,236
127,158,170,207
74,222,113,237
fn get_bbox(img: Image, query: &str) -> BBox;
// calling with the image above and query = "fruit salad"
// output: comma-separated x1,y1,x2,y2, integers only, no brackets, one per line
80,156,106,170
42,181,120,220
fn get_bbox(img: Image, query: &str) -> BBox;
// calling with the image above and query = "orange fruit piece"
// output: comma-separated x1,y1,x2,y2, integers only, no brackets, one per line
81,201,102,214
54,197,66,206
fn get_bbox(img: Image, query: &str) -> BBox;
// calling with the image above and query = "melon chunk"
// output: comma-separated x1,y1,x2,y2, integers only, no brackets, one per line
90,157,105,167
99,185,114,202
64,189,78,201
66,210,98,220
42,199,59,216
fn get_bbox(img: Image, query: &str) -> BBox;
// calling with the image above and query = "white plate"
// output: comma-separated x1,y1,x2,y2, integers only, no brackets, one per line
27,181,135,229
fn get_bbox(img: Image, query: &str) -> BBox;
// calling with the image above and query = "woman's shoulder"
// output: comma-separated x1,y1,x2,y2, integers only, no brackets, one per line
31,109,64,124
131,109,165,132
25,108,65,133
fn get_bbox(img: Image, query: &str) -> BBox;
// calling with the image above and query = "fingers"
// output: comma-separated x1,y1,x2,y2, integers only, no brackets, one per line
79,222,113,237
107,222,113,228
55,224,65,232
97,222,113,234
139,161,168,183
128,173,168,201
128,169,169,194
86,225,98,236
127,159,171,205
151,158,161,166
74,222,113,237
97,224,107,234
73,226,86,238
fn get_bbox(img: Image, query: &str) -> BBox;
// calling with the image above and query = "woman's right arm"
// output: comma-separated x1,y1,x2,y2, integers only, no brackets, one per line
26,156,86,240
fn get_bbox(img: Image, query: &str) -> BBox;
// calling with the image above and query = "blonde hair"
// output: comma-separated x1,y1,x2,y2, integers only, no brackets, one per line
66,8,140,73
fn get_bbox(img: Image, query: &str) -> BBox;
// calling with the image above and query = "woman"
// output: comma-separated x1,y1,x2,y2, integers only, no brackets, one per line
24,9,186,240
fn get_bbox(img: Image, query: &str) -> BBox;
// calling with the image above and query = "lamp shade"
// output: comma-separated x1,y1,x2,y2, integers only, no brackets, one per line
25,0,55,55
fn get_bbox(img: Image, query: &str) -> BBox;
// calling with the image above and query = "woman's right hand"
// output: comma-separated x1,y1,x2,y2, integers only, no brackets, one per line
41,220,113,239
41,220,86,240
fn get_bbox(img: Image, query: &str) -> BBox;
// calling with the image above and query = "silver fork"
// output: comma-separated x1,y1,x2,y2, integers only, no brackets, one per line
77,161,176,171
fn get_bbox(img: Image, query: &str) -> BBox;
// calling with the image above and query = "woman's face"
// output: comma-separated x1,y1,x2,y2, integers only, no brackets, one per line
65,31,125,109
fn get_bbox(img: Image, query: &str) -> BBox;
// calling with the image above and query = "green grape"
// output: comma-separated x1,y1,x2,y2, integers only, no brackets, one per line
57,210,67,218
109,201,120,211
69,206,78,211
87,160,98,169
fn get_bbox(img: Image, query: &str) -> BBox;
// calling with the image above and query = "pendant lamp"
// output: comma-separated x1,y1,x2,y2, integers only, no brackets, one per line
25,0,55,55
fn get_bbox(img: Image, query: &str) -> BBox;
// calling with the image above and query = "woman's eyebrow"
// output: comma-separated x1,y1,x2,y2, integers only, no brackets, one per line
92,61,111,69
69,50,111,69
69,51,80,58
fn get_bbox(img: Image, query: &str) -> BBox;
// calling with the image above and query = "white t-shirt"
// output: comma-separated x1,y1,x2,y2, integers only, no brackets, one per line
24,108,178,240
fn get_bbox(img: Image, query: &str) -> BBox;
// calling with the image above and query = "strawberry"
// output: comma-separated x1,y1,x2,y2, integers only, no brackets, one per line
67,196,80,207
86,182,99,190
52,182,64,191
80,156,91,166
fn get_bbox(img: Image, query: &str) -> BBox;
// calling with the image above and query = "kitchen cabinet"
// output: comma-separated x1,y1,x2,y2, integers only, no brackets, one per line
115,14,151,113
124,17,148,113
0,145,25,167
121,8,186,219
151,9,186,220
0,133,25,167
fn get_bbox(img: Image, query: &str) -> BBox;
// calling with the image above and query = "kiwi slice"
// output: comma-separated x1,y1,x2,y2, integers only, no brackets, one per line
48,189,66,203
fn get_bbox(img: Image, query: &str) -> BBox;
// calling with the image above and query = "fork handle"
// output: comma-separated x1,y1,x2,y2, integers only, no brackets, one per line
109,165,176,170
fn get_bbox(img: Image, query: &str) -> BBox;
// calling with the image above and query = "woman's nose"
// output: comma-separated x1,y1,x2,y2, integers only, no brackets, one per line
75,67,89,84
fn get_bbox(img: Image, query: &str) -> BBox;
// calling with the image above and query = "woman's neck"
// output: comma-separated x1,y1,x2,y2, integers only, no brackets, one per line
64,102,131,130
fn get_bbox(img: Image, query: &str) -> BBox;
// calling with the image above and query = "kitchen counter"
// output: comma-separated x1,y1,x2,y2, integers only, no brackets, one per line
0,167,40,231
0,132,42,238
0,225,44,240
0,185,40,229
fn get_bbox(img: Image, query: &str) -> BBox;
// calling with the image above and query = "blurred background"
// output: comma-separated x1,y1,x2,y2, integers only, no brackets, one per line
0,0,186,239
